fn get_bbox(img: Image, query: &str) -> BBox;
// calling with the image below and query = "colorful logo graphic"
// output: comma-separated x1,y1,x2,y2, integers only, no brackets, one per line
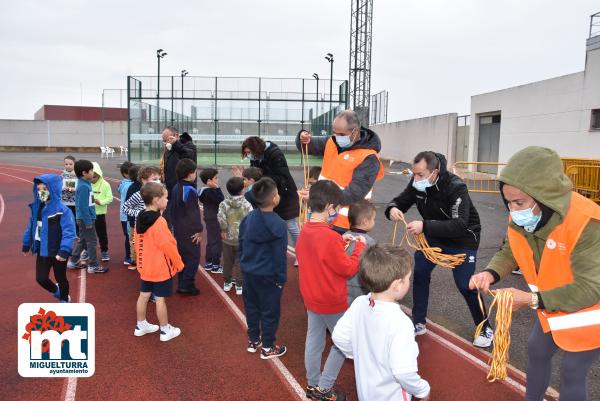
18,303,95,377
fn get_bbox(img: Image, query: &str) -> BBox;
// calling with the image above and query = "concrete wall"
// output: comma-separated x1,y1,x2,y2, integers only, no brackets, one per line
0,120,127,148
373,113,458,165
469,41,600,162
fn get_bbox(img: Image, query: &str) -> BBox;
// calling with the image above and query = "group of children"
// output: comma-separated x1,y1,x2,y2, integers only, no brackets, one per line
22,154,430,401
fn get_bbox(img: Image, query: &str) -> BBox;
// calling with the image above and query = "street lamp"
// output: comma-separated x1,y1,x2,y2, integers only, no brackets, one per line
325,53,334,105
156,49,167,130
181,69,188,130
313,73,319,117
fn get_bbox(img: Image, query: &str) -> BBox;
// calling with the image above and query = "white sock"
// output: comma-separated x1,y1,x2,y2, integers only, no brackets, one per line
137,320,147,326
160,324,170,331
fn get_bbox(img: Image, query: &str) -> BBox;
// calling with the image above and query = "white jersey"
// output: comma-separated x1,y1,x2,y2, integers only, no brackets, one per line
332,295,430,401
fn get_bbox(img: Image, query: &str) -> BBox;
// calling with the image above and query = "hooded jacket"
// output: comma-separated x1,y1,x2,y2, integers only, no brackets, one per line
75,175,95,225
296,127,383,205
135,210,184,282
91,162,113,215
218,195,254,245
163,135,197,192
239,208,288,284
384,153,481,250
117,178,133,222
22,174,76,259
250,141,299,221
485,146,600,313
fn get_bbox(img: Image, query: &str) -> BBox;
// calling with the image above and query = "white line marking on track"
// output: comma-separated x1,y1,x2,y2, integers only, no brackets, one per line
0,162,123,183
0,171,35,184
0,194,4,225
199,268,306,400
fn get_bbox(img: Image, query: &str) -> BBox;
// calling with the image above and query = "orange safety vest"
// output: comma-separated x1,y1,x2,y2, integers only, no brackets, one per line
507,192,600,352
319,137,384,229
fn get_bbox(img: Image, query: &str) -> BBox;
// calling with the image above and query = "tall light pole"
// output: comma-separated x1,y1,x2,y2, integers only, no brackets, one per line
312,73,319,119
156,49,167,130
181,70,188,131
325,53,334,105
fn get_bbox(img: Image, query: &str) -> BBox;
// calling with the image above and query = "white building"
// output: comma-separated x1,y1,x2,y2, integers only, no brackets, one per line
468,19,600,163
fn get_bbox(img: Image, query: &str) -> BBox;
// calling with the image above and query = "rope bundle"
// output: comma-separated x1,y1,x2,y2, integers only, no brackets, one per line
390,220,466,269
474,289,514,382
298,143,310,228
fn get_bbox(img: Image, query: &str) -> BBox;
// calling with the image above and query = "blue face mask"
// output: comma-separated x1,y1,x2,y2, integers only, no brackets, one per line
248,154,257,162
510,204,542,233
335,135,352,149
412,173,434,192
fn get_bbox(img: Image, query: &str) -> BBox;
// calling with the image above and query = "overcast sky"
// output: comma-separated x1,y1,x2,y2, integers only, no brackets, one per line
0,0,597,122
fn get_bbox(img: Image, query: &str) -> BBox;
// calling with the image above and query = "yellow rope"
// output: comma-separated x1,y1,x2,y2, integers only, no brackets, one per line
298,143,310,228
390,219,466,269
474,288,514,382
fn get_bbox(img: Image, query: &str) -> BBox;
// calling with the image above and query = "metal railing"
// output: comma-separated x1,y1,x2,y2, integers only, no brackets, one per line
452,162,507,193
566,165,600,202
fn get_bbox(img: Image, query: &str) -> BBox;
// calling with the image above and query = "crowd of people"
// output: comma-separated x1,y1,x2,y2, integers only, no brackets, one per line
20,110,600,401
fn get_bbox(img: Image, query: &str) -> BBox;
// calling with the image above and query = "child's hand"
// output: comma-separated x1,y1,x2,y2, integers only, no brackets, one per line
221,232,228,240
55,255,66,262
354,235,367,244
22,251,28,256
94,199,102,205
342,233,355,243
190,233,202,244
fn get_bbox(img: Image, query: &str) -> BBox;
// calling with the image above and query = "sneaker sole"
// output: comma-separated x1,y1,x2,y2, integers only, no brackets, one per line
223,287,232,292
473,336,494,348
247,342,262,353
260,348,287,360
87,269,109,274
211,270,223,274
415,330,427,336
134,327,159,337
160,330,181,342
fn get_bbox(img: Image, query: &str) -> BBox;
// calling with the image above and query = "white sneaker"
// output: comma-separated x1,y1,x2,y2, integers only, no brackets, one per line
223,282,233,292
235,286,243,295
414,323,427,336
134,320,159,337
473,326,494,348
160,324,181,342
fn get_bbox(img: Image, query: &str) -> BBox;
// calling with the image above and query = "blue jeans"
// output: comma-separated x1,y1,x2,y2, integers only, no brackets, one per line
286,218,300,247
412,239,487,328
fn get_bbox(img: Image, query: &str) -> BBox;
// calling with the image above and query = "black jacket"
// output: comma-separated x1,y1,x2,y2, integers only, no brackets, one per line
384,153,481,250
170,180,203,238
163,135,197,193
198,187,225,221
296,127,382,205
251,142,299,221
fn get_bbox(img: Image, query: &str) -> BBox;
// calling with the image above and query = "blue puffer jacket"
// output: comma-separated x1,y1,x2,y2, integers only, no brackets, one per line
22,174,76,259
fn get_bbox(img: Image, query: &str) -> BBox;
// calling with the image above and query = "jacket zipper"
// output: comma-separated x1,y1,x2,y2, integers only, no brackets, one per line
439,207,478,242
164,256,173,278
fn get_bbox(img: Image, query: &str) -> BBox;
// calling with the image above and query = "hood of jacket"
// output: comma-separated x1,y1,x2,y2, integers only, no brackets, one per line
136,210,161,234
32,174,63,209
499,146,572,219
91,162,105,186
333,126,381,153
180,132,193,144
226,195,248,209
245,210,286,244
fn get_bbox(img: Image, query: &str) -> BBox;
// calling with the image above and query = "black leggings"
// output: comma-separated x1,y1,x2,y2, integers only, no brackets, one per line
94,214,108,252
36,254,69,301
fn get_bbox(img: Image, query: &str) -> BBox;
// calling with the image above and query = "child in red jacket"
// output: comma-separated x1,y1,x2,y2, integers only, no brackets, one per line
296,180,366,401
134,182,184,342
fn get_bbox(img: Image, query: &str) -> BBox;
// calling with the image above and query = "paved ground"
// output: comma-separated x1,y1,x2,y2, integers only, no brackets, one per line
1,151,598,399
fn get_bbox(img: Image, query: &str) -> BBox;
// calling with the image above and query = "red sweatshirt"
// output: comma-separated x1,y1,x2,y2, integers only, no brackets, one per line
296,222,366,314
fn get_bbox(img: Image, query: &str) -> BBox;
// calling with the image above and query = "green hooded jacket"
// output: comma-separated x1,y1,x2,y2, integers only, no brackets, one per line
91,162,113,216
485,146,600,313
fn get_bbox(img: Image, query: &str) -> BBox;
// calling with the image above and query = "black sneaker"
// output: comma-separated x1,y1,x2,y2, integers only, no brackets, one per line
176,287,200,296
306,385,319,399
314,387,346,401
260,344,287,360
247,339,262,353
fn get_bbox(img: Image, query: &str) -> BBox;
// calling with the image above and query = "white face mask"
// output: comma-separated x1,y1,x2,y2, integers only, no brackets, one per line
165,143,173,151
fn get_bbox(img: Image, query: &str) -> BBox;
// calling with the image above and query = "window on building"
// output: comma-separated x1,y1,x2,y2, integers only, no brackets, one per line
592,109,600,130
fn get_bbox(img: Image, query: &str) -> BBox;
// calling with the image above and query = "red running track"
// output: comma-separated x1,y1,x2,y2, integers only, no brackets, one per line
0,163,557,401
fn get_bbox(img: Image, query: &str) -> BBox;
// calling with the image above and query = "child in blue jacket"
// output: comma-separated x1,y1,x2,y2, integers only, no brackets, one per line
22,174,76,302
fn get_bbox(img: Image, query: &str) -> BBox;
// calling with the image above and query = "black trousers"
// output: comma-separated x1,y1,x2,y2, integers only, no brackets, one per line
94,214,108,252
242,273,283,349
204,219,222,265
176,233,201,291
36,254,69,301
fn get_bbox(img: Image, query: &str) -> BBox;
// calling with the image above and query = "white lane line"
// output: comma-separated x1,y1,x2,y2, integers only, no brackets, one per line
61,267,87,401
399,304,559,400
198,268,306,400
0,163,123,183
0,171,34,184
0,194,4,225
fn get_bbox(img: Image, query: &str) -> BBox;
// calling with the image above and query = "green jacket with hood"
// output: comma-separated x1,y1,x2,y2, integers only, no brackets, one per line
91,162,113,216
485,146,600,313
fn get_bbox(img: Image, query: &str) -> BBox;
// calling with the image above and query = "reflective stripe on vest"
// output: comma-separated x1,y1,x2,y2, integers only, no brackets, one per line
507,192,600,352
318,138,384,229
